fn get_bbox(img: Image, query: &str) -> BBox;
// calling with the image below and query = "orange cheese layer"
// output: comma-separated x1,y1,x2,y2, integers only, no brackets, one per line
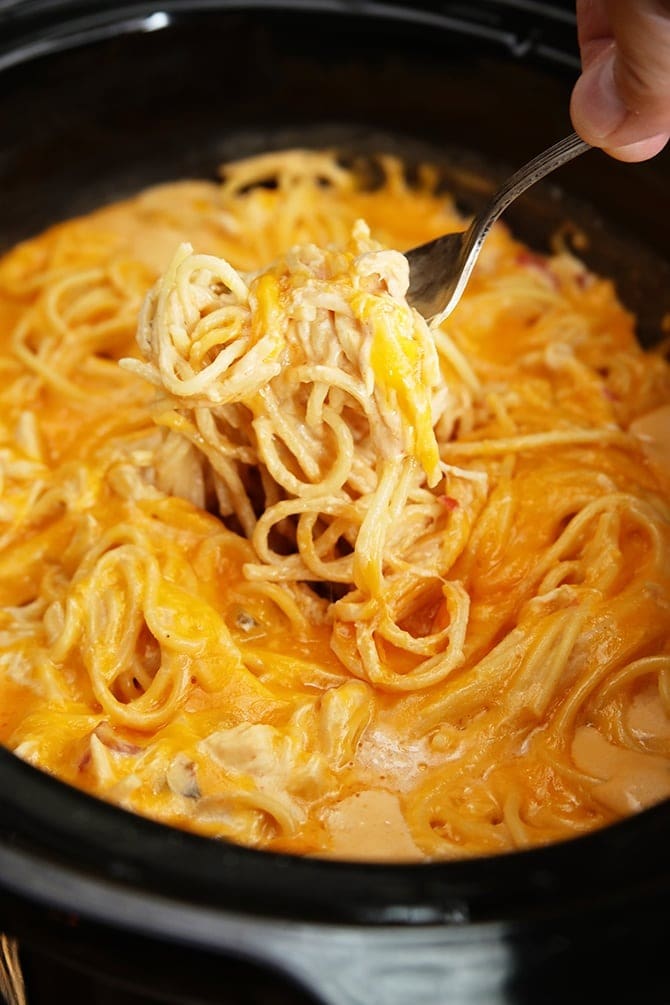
0,158,668,860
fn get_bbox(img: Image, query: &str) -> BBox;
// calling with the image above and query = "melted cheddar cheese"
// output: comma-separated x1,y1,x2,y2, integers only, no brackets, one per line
0,151,668,860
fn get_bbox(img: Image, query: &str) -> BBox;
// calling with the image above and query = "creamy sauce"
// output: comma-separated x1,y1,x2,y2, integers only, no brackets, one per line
629,686,670,740
354,727,439,791
324,789,424,862
630,404,670,491
572,724,670,814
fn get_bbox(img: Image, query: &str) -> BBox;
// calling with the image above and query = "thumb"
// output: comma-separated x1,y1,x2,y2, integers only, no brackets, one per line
571,0,670,161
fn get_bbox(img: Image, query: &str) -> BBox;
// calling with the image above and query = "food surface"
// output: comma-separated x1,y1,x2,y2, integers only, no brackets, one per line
0,150,669,860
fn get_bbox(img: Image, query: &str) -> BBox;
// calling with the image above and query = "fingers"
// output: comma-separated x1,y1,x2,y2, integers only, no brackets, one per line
571,0,670,161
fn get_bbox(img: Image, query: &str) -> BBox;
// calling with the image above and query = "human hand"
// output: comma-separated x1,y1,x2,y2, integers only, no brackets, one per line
570,0,670,161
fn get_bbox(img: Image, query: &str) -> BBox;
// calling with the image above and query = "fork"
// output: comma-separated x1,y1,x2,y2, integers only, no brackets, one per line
405,131,591,324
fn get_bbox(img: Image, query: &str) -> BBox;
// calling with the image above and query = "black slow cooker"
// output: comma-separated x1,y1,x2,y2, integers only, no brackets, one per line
0,3,669,1003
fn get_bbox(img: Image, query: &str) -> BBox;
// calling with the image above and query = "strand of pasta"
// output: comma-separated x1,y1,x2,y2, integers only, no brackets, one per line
441,426,632,457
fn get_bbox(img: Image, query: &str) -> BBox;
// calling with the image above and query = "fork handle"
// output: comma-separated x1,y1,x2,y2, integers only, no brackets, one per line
467,132,591,252
428,132,592,325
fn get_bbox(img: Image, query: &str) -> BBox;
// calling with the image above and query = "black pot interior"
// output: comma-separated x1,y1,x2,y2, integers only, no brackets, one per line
0,2,669,1002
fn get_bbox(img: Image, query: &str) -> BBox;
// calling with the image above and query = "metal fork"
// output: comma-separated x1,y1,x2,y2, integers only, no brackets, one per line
405,131,591,323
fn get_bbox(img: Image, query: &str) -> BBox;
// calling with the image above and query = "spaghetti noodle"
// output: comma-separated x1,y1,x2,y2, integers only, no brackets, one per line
0,150,668,860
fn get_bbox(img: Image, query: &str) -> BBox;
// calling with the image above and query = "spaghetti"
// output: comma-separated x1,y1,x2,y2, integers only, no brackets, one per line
0,150,668,860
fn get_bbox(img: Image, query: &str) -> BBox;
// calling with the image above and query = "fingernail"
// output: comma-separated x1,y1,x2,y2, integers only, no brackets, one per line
577,48,628,140
605,132,670,163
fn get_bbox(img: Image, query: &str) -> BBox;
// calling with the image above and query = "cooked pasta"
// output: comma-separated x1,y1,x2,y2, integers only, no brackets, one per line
0,150,669,860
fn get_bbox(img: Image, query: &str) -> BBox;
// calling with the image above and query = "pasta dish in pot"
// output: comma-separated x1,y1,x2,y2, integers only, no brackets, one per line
0,150,669,860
